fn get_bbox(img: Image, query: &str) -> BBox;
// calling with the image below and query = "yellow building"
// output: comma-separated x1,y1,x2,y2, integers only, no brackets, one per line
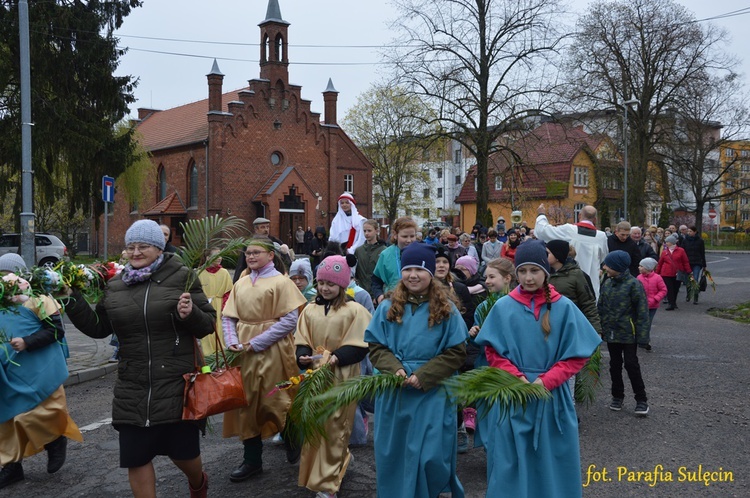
719,140,750,230
456,122,621,231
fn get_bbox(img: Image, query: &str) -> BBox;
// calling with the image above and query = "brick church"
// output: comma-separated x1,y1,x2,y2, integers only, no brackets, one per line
103,0,372,251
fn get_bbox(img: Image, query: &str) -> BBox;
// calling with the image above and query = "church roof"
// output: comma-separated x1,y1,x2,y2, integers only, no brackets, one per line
261,0,289,25
142,192,187,216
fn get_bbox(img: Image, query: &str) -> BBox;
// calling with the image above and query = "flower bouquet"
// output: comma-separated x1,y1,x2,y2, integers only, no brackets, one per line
0,273,33,312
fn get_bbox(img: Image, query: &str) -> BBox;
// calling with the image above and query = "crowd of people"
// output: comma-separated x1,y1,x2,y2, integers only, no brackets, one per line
0,194,712,498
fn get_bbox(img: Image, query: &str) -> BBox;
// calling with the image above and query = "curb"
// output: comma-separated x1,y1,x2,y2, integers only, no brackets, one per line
706,250,750,254
64,363,118,387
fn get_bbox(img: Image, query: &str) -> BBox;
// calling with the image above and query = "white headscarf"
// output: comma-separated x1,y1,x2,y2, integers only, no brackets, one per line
329,192,366,254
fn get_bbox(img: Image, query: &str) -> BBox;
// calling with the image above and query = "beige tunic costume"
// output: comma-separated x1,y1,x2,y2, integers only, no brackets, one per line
198,267,233,355
294,301,371,494
222,274,306,440
0,297,82,465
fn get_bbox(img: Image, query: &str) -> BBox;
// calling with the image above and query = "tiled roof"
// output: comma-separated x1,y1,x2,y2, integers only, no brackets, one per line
456,122,603,203
142,192,187,216
135,89,247,152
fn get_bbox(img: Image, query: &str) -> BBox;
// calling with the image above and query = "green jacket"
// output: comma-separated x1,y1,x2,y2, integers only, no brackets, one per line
67,254,215,427
597,271,649,345
354,240,386,296
550,260,602,334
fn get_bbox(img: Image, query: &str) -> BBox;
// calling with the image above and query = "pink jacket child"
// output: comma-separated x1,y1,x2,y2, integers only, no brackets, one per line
637,258,667,310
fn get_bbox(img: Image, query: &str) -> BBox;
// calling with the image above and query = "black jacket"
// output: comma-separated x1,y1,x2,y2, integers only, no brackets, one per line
681,235,706,268
66,254,215,427
607,236,642,277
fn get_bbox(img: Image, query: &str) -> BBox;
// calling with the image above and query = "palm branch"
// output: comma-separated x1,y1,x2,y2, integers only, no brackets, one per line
441,366,550,415
703,269,716,292
574,346,602,407
176,215,249,290
686,275,700,302
286,365,336,445
474,292,501,327
204,348,243,370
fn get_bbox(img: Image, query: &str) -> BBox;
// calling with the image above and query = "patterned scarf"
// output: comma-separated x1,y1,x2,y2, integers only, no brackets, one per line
121,254,165,286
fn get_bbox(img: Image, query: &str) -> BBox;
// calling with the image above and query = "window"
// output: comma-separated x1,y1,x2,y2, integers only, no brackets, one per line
743,212,750,222
423,188,430,198
573,167,589,187
725,148,735,157
726,180,734,189
437,168,443,179
651,205,661,226
474,177,478,191
455,174,461,185
742,164,750,173
725,211,734,221
614,207,624,221
423,208,430,218
271,152,282,165
188,163,198,208
494,176,503,190
437,187,443,198
742,196,749,205
454,149,462,164
574,203,585,220
742,150,750,157
158,166,167,201
344,174,354,192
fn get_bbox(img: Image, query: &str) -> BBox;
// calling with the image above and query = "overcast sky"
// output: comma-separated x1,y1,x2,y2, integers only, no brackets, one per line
114,0,750,126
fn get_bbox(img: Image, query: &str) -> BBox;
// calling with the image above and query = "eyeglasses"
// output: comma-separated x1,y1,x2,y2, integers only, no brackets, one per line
125,244,153,254
245,250,270,257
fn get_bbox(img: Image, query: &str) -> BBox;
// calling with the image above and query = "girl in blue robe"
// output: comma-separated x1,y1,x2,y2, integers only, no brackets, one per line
474,240,601,498
365,243,468,498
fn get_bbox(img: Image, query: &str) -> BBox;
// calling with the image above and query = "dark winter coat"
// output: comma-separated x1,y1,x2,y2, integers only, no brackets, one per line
597,271,649,345
66,254,215,428
607,236,642,277
549,259,602,334
681,235,707,268
634,240,658,261
354,239,387,297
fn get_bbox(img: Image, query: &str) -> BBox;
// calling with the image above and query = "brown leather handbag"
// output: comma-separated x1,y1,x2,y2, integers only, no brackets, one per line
182,331,247,420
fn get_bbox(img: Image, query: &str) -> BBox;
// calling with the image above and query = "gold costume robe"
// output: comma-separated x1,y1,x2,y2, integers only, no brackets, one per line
0,297,82,465
294,301,371,494
221,274,306,440
198,267,233,355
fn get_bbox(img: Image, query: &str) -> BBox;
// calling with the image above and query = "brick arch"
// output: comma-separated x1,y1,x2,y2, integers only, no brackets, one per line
222,123,235,145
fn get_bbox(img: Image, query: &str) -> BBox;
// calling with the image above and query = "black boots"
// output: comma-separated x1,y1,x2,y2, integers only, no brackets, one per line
45,436,67,474
0,462,24,489
229,436,263,482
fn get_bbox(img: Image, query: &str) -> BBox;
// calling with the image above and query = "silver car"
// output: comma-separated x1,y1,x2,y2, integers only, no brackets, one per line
0,233,69,266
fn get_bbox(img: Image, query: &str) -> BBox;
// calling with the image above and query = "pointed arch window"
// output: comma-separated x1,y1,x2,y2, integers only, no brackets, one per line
188,162,198,208
158,165,167,201
262,34,269,62
274,33,283,61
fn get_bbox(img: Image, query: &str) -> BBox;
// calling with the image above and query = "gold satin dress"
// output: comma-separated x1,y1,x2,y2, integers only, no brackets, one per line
0,297,83,465
198,267,233,355
221,274,306,440
294,301,371,494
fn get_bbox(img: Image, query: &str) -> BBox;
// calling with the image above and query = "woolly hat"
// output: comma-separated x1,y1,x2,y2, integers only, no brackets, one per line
434,245,452,268
665,234,679,245
290,258,313,284
513,240,550,276
455,256,478,276
316,255,351,289
603,250,631,274
546,239,570,264
0,253,27,273
639,257,658,272
125,219,165,250
400,242,436,277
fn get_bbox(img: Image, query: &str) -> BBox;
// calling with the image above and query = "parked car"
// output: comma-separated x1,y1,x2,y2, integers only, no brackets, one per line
0,233,68,266
719,226,737,233
422,220,451,231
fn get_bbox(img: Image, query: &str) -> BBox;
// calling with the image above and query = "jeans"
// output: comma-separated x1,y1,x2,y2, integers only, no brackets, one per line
663,276,679,308
607,342,647,402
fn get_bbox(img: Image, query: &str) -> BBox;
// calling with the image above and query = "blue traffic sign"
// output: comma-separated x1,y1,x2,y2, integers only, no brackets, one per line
102,175,115,203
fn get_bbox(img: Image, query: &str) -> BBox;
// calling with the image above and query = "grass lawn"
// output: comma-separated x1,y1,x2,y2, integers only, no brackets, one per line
708,302,750,324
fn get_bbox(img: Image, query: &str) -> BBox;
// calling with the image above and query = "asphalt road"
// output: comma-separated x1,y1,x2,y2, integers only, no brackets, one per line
4,253,749,498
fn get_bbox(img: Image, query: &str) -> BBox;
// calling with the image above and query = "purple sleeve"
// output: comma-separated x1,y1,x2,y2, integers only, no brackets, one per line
222,316,239,347
249,308,300,352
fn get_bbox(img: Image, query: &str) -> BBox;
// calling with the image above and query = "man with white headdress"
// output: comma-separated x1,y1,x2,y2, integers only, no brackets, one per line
329,192,366,254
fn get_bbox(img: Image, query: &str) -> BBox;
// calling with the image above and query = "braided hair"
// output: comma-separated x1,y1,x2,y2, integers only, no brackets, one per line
541,280,552,338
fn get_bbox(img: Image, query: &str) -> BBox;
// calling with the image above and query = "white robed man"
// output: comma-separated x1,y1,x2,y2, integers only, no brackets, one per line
534,203,609,299
329,192,366,254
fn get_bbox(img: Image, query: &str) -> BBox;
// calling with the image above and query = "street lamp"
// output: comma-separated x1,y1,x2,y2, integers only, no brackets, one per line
622,98,639,221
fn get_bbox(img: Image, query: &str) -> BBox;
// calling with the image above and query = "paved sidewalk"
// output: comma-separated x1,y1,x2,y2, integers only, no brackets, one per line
63,317,118,386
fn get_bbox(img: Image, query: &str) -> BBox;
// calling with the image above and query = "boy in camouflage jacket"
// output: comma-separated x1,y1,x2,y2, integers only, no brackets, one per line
598,250,651,416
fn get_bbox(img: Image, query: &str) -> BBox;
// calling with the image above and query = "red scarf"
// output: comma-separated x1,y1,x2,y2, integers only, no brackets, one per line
509,284,562,320
205,264,223,274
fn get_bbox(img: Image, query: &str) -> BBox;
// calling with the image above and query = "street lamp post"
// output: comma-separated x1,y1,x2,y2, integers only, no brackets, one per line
622,98,639,221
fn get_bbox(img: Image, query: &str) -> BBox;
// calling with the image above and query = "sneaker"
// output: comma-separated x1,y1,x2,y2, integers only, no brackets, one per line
0,462,24,490
463,407,476,433
609,398,623,411
457,426,469,454
271,433,284,445
108,351,119,363
638,343,652,352
315,492,337,498
635,401,649,416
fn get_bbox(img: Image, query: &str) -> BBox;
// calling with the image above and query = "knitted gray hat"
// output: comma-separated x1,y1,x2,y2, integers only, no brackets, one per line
125,219,166,250
639,257,657,272
290,258,313,284
0,253,28,273
665,234,679,245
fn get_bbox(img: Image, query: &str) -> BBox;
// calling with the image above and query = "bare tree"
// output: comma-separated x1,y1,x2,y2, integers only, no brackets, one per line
388,0,564,227
342,84,439,224
566,0,733,226
659,72,750,233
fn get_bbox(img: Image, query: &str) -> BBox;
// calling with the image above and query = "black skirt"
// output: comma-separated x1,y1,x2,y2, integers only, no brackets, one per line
117,422,200,468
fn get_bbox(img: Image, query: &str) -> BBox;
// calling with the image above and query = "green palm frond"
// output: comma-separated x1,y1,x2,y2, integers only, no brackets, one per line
286,366,336,445
474,292,501,327
176,215,249,290
310,373,405,422
574,346,602,407
442,367,550,415
204,349,243,370
686,276,700,302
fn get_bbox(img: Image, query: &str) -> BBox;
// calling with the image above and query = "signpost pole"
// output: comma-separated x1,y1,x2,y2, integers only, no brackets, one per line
104,202,108,261
102,175,115,260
